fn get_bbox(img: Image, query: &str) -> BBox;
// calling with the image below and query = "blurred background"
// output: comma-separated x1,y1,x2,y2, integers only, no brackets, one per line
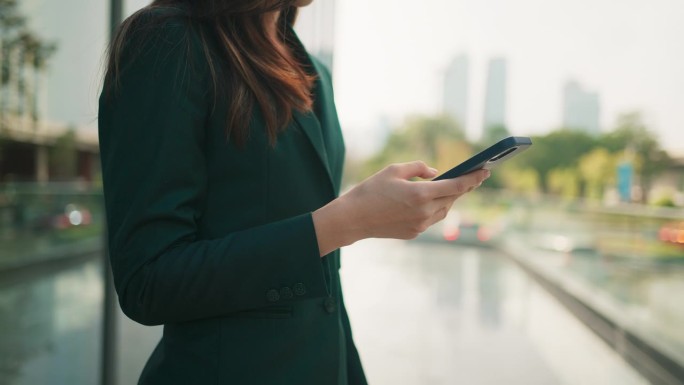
0,0,682,384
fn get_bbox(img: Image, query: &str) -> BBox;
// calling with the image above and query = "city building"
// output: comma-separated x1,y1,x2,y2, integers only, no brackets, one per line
482,58,507,140
562,80,601,134
442,54,469,130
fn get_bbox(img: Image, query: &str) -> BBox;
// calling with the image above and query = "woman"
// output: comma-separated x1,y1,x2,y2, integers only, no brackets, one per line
98,0,489,384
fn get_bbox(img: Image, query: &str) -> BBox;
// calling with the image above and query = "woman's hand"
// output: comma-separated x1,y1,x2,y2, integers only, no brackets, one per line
312,161,490,256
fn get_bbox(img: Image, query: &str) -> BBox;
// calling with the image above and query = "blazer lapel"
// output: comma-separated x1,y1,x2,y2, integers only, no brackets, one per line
293,110,336,195
288,27,339,196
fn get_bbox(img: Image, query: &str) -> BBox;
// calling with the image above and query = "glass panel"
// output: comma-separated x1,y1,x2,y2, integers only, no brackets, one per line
0,1,107,384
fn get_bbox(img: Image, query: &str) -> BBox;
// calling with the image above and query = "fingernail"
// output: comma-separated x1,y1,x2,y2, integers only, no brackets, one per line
429,167,438,174
484,170,491,178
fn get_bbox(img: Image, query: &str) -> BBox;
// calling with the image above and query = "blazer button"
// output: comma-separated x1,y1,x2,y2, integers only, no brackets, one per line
280,287,294,300
324,297,337,314
293,283,307,296
266,289,280,303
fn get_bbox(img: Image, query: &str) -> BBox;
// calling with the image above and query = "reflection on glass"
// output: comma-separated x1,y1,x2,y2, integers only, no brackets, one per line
0,260,102,385
342,239,648,384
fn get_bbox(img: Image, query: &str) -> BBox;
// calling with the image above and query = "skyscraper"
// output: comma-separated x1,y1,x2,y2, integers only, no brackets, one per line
442,54,469,130
482,58,508,140
562,80,600,134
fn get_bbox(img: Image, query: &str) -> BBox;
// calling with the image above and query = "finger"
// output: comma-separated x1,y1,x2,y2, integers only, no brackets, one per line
414,169,490,198
424,196,456,227
423,195,457,218
427,207,448,227
388,161,438,180
430,194,458,208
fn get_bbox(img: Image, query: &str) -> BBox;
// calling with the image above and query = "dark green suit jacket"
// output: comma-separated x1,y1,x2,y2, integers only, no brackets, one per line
98,10,368,385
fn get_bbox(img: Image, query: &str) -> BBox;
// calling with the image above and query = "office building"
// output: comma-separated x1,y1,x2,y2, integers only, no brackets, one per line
442,54,469,130
562,80,600,134
482,58,507,139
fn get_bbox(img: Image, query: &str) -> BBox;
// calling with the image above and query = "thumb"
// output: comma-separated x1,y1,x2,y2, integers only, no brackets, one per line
390,161,438,180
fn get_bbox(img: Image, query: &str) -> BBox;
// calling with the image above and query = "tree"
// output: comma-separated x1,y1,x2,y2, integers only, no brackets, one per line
16,31,56,122
363,114,466,178
499,166,541,196
49,128,77,179
512,129,597,192
578,147,617,200
481,124,510,147
600,112,672,202
0,0,56,123
548,168,580,199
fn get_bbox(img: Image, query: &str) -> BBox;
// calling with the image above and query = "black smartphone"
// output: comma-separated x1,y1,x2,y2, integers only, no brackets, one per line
432,136,532,181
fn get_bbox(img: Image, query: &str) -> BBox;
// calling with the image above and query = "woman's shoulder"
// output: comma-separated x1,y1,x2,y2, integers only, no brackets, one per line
122,5,199,51
114,6,209,80
102,5,212,106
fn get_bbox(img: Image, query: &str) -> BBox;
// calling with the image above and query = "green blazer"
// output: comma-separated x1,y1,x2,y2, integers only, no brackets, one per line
98,11,367,385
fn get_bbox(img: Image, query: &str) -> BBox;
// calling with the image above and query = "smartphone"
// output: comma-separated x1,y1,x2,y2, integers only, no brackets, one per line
432,136,532,181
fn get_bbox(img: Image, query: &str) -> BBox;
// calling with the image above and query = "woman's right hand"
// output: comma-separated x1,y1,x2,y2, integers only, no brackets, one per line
312,161,490,256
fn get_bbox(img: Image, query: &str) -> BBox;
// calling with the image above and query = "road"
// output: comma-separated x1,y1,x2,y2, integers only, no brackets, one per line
0,239,649,385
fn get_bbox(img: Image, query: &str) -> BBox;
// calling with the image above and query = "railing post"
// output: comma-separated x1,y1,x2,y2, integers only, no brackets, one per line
110,0,124,39
102,2,123,385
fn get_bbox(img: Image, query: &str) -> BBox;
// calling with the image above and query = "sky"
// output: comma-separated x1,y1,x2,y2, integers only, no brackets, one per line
21,0,108,127
18,0,683,159
331,0,684,157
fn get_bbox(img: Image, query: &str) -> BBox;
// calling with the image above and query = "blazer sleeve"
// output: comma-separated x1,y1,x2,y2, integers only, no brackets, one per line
98,19,328,326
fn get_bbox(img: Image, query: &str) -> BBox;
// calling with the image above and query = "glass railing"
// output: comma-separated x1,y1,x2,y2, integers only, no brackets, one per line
434,189,684,376
2,183,682,382
0,183,104,271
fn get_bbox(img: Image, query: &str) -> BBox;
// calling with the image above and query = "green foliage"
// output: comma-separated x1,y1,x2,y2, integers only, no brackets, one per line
0,0,57,120
513,130,597,192
0,0,25,32
481,124,510,147
652,196,676,208
578,148,617,200
499,166,541,196
360,110,673,203
548,168,579,199
362,114,465,178
600,112,672,201
49,128,78,179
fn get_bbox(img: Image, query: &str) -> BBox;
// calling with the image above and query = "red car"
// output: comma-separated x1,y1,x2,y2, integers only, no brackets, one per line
31,203,92,231
441,211,498,245
659,221,684,246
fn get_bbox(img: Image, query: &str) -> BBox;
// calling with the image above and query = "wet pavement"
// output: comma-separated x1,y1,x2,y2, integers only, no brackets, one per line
0,258,103,385
0,239,649,385
505,232,684,381
342,239,648,385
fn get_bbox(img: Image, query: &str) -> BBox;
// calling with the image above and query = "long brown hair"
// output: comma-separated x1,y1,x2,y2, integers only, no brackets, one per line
104,0,316,146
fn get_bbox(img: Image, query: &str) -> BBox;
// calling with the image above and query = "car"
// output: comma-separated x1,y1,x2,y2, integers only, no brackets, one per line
441,210,498,245
534,233,599,256
659,221,684,246
30,203,92,231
